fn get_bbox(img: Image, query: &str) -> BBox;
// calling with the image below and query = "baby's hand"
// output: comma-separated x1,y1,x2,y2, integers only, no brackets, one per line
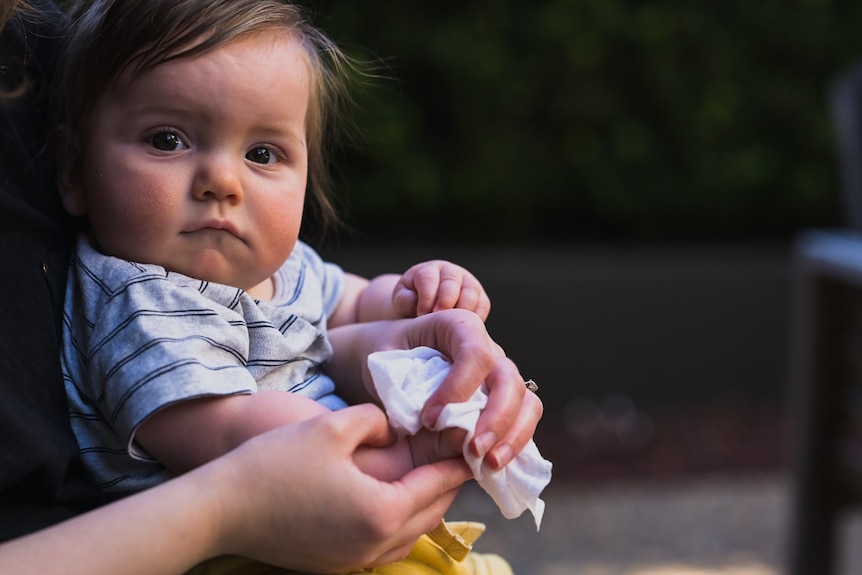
392,260,491,320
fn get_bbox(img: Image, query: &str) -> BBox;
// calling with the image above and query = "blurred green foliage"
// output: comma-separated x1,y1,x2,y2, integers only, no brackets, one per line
310,1,859,243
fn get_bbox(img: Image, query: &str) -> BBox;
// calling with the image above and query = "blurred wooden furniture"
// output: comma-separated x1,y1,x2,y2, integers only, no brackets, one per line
788,62,862,575
788,230,862,575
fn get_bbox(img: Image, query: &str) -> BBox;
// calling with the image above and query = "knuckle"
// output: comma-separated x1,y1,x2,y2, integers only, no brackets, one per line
526,388,544,417
360,505,400,541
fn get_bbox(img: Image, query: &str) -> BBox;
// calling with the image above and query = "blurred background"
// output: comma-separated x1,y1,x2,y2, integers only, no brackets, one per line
309,0,849,244
299,1,862,573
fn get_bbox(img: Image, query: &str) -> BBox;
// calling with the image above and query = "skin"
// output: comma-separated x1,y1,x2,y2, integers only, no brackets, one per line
61,33,309,300
0,1,542,571
59,31,533,479
0,404,473,574
327,309,540,470
0,310,539,574
337,261,492,327
0,303,537,573
58,32,490,323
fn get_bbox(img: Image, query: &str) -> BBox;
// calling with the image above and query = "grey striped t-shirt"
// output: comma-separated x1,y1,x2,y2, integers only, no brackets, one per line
62,235,346,494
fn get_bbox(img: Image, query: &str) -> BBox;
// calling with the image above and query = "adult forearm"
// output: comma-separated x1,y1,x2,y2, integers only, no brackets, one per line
0,403,475,575
0,465,222,575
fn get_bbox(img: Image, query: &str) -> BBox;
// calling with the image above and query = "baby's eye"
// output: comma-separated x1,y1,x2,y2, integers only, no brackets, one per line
148,131,187,152
245,146,279,165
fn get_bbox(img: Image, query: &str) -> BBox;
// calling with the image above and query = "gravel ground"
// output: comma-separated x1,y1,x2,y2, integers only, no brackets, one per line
446,473,862,575
444,400,862,575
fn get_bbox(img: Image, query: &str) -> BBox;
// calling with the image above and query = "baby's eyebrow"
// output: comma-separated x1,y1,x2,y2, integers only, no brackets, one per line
123,102,191,121
255,125,307,149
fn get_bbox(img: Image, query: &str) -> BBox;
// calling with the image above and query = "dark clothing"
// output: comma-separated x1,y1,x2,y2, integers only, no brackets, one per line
0,1,106,540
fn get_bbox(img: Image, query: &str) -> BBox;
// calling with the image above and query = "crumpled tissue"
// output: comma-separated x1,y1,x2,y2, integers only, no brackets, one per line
367,346,553,530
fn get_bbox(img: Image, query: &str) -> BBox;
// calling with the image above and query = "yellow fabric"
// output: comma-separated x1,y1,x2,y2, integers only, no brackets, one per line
342,521,513,575
425,521,475,562
186,521,513,575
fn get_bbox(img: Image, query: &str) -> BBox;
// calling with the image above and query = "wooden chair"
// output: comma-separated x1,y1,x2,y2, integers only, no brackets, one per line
787,61,862,575
788,230,862,575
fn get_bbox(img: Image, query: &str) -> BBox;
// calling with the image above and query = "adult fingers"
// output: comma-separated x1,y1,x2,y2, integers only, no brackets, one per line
367,458,471,566
483,383,544,470
417,311,499,428
465,354,528,463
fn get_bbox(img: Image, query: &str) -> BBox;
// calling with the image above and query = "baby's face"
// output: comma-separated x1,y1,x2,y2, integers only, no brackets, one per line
63,31,309,298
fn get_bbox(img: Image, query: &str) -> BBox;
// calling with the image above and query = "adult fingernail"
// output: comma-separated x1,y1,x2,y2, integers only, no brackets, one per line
473,431,497,459
488,443,513,470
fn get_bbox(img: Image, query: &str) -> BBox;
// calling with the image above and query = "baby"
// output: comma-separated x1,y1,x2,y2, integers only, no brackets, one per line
56,0,491,494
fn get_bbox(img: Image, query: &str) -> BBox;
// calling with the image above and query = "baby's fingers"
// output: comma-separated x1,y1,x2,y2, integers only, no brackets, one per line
436,266,489,320
405,262,444,316
452,273,490,320
392,283,420,318
401,261,490,319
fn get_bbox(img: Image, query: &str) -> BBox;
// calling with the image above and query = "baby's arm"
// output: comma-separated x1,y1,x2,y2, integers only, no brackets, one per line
134,392,331,472
328,261,490,328
134,392,457,482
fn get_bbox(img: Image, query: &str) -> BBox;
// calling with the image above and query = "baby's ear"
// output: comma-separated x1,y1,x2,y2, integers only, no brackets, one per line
57,134,87,217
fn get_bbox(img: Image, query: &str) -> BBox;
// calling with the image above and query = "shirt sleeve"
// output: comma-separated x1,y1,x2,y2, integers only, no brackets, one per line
64,242,258,458
293,240,345,318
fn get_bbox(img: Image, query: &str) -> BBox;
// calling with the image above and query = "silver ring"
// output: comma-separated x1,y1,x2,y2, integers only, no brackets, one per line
525,379,539,393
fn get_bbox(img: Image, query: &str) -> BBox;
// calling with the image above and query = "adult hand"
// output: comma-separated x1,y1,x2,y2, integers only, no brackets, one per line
0,404,467,575
212,403,472,572
328,308,544,473
408,309,542,470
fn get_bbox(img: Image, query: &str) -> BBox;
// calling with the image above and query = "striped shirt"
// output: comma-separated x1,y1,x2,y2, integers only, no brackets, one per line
62,235,346,494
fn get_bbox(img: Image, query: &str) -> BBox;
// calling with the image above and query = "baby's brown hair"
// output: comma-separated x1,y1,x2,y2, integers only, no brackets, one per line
55,0,362,238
